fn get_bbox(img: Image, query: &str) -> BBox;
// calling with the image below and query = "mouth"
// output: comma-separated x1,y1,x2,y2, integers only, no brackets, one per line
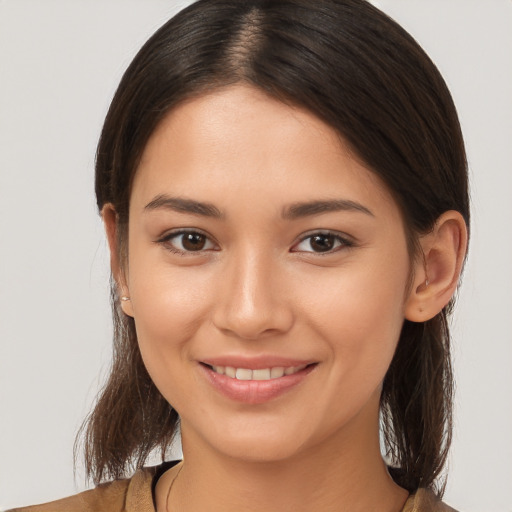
205,364,309,381
199,361,317,404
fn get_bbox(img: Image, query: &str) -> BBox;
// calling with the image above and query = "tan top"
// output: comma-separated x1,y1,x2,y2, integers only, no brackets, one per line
8,465,458,512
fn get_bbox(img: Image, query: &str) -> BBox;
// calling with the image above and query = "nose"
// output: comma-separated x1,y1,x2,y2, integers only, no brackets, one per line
212,251,294,340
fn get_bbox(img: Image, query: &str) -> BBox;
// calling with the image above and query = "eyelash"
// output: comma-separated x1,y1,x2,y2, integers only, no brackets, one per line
292,231,354,254
156,229,218,255
156,229,354,256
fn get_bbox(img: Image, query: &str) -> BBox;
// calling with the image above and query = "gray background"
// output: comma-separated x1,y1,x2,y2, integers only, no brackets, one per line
1,1,511,510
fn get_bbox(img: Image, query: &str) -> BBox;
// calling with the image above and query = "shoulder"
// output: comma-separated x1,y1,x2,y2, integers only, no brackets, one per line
6,466,157,512
403,488,459,512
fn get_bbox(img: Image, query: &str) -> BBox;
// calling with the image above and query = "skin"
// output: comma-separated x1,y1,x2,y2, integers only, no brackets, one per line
103,85,467,512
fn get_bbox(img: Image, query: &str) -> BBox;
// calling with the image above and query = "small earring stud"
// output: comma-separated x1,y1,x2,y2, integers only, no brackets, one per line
121,296,131,301
425,279,430,287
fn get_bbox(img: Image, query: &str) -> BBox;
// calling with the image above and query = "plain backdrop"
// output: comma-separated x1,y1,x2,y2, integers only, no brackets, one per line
1,1,511,511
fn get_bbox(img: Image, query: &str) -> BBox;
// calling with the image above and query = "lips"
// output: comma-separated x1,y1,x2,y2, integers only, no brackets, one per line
199,358,316,404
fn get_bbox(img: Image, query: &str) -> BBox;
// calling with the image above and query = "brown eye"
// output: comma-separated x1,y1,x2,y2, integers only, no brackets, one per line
309,234,336,252
292,231,352,254
160,230,216,254
181,232,207,251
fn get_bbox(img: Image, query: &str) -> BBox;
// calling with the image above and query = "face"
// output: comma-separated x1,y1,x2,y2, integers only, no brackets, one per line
120,85,418,463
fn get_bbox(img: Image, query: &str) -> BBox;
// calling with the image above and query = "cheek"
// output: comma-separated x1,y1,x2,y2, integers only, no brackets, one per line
126,246,216,377
299,256,409,382
128,269,217,409
135,273,208,333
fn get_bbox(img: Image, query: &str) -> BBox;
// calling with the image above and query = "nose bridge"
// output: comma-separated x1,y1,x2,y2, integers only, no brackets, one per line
213,244,292,339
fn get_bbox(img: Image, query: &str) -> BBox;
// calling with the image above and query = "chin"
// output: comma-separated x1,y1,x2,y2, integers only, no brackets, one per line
183,415,315,463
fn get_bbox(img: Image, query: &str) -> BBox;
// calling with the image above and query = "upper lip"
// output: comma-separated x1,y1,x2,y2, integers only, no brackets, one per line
200,356,316,370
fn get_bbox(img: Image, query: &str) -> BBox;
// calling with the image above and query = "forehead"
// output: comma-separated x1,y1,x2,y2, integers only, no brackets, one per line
132,84,398,219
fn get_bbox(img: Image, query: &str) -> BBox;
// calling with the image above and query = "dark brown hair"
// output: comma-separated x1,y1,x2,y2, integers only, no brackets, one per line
81,0,469,495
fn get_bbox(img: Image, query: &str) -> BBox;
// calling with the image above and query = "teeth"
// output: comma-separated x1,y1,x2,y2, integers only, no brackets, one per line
235,368,252,380
210,364,307,380
270,367,285,378
252,368,271,380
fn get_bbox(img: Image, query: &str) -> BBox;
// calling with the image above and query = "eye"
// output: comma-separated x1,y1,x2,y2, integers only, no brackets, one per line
292,231,352,254
158,230,217,254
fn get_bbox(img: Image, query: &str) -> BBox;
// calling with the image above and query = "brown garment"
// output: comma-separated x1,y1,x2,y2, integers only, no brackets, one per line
7,467,156,512
402,489,458,512
8,464,458,512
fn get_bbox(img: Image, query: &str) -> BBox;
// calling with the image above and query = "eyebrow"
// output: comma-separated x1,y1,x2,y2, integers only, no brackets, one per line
144,195,373,220
282,199,374,219
144,195,224,218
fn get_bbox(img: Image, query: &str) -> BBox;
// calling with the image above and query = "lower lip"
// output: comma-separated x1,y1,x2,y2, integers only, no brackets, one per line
199,364,316,404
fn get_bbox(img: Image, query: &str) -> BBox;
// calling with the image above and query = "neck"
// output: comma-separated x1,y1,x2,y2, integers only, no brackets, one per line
159,399,408,512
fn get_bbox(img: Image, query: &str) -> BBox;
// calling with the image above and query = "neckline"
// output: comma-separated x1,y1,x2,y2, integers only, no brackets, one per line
151,460,181,509
149,461,424,512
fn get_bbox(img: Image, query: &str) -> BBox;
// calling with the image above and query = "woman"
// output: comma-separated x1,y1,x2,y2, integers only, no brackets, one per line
9,0,468,510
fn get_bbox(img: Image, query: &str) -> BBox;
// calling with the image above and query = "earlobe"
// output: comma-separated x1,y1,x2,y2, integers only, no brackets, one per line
101,204,134,317
405,211,468,322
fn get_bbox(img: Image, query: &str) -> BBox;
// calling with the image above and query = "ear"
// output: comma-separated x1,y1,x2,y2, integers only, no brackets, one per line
405,211,468,322
101,204,134,317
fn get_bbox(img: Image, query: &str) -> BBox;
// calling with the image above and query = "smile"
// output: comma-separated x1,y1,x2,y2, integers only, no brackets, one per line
199,361,317,404
209,365,308,381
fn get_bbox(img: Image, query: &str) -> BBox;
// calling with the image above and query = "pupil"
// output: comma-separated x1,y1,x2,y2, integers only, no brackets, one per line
183,233,205,251
310,234,334,252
